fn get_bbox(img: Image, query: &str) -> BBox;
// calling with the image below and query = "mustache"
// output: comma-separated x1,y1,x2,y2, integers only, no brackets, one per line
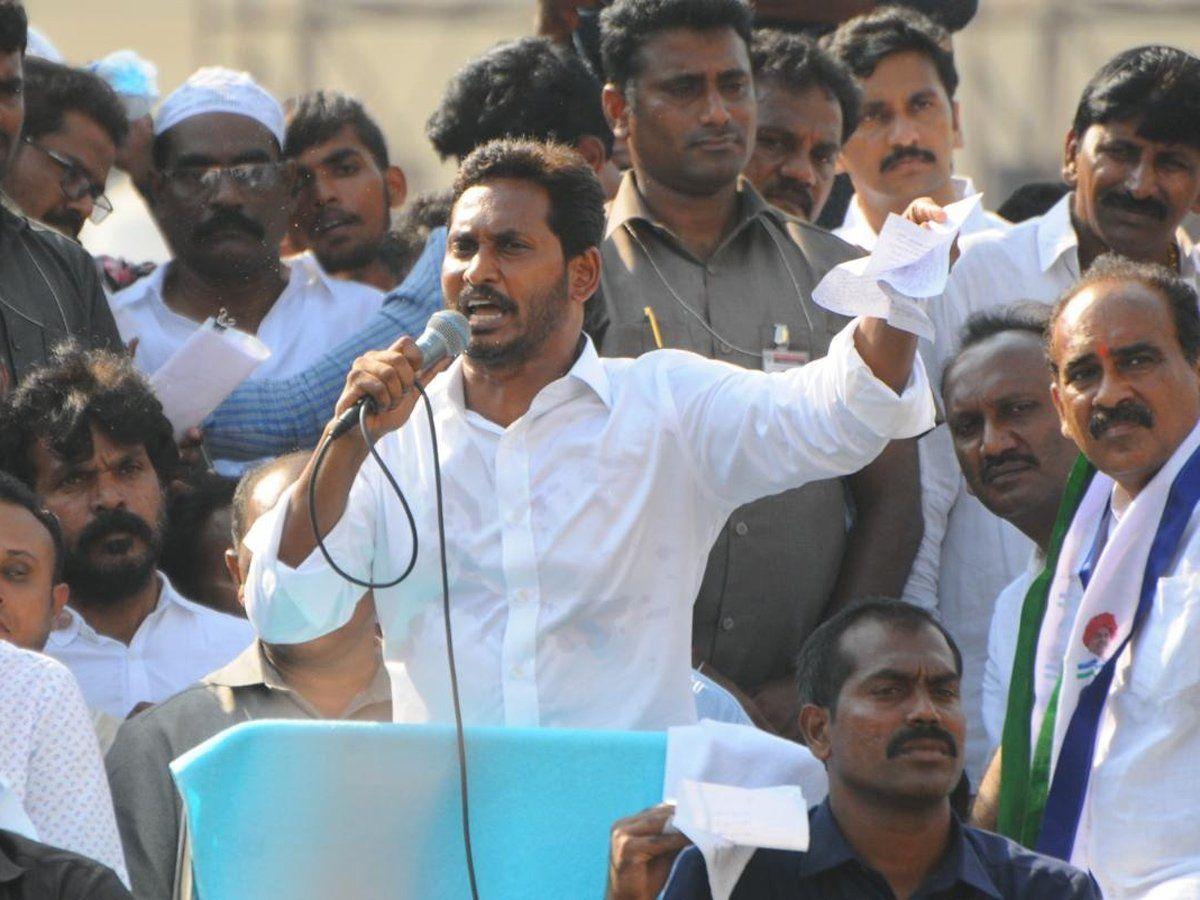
1100,189,1168,222
193,210,265,241
74,508,155,553
886,724,959,759
880,145,937,173
1089,401,1154,438
688,126,741,147
457,285,517,314
768,178,814,218
980,450,1038,485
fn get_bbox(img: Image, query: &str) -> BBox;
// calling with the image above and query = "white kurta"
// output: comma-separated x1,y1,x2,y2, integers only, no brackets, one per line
246,323,935,731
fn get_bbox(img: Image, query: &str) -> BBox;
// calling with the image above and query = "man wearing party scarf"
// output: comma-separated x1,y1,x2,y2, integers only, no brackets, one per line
996,253,1200,898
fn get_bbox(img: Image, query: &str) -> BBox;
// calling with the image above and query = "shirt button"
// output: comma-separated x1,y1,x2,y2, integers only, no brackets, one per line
733,521,749,537
722,616,735,631
514,589,532,604
510,664,526,679
718,340,733,354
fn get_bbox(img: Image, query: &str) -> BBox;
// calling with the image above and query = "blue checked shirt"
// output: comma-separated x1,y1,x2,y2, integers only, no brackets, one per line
203,227,446,461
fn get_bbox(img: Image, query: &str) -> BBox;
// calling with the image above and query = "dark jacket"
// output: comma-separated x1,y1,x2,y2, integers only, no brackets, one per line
0,829,131,899
0,200,122,384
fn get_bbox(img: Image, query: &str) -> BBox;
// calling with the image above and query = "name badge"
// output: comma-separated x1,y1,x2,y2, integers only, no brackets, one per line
762,348,810,373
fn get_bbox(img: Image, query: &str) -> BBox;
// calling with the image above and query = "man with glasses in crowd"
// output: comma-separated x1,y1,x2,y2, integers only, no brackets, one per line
110,67,383,473
2,57,125,240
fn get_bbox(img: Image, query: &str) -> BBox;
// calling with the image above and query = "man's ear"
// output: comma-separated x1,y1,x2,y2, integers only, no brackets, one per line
567,246,602,307
951,99,964,151
1062,129,1080,187
1049,378,1074,440
50,581,69,618
385,165,408,210
798,704,833,762
602,83,630,141
574,135,608,178
224,547,243,588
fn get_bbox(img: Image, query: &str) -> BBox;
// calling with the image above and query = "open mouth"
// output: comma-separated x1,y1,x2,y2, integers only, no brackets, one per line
314,215,358,236
464,299,512,328
96,533,135,555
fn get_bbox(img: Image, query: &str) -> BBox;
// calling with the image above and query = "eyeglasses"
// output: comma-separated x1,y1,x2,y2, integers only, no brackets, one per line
22,139,114,224
164,162,286,200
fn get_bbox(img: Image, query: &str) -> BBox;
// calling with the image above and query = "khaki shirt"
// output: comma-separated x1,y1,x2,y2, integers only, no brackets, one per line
105,642,391,900
593,172,861,691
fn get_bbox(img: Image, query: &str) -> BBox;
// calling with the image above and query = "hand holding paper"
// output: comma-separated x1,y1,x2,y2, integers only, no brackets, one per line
812,193,982,340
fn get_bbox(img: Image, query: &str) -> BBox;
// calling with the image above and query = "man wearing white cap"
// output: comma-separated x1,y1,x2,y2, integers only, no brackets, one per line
110,67,383,473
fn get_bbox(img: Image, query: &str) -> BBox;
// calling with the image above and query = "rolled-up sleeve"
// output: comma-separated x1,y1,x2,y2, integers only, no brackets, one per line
243,466,383,645
663,318,936,511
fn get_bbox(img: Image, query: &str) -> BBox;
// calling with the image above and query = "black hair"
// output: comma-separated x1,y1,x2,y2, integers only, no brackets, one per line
751,29,861,143
796,599,962,714
1048,253,1200,370
600,0,754,91
452,139,605,261
159,471,236,603
942,303,1052,398
1072,46,1200,151
826,7,958,100
21,56,129,147
428,37,612,162
0,469,64,581
0,1,26,56
285,90,389,170
0,344,180,489
229,450,309,547
996,181,1070,224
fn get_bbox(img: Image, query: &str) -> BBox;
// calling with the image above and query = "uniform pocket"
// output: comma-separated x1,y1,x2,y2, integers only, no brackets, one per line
1128,571,1200,700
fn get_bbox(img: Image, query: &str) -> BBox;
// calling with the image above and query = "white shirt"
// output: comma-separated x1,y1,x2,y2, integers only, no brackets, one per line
690,671,753,727
246,324,935,731
833,175,1009,251
903,193,1200,782
981,549,1042,749
110,252,383,381
44,573,254,719
0,641,128,883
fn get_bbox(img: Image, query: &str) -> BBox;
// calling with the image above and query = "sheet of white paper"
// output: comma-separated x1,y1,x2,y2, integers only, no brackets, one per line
149,318,270,440
812,193,982,338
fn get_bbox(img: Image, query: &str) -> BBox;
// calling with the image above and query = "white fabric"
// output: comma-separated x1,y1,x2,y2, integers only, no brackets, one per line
664,720,827,900
833,175,1009,251
154,66,285,145
245,323,935,731
903,193,1200,783
1032,420,1200,897
0,641,127,883
981,550,1042,749
690,671,753,727
25,25,64,63
112,253,383,385
0,775,38,842
44,572,254,719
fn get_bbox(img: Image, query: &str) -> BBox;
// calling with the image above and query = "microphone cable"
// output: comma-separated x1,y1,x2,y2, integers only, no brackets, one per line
307,388,481,900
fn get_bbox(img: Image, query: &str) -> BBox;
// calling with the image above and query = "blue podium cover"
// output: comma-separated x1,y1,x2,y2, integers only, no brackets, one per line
171,721,667,899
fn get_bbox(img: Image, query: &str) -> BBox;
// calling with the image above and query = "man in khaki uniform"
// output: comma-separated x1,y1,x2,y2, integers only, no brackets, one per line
592,0,920,736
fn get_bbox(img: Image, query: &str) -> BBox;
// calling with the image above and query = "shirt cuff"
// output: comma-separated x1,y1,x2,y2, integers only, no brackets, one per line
830,318,937,440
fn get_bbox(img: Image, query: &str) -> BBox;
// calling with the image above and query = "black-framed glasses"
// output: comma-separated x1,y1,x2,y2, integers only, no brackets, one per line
22,138,113,224
164,162,286,200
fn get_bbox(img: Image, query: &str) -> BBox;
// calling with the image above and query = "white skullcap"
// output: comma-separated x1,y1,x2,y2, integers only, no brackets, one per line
154,66,285,147
26,26,65,63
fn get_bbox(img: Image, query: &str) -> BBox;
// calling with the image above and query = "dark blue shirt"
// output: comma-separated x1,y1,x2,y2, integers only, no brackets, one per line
662,800,1101,899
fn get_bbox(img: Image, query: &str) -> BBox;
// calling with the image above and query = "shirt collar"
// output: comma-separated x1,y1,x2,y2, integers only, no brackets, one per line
840,175,977,239
605,170,781,244
46,571,200,648
800,800,1000,897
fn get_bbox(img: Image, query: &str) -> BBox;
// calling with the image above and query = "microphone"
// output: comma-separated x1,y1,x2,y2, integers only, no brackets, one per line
328,309,471,440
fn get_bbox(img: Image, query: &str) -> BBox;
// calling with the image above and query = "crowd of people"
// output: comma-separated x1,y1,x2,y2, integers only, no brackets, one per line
0,0,1197,896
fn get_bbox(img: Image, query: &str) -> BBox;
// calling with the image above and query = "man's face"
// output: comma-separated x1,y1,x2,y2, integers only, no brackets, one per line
743,80,842,221
945,332,1079,523
0,500,67,651
0,51,23,180
32,427,166,607
5,111,117,238
154,112,292,279
1050,279,1200,494
804,619,965,807
1066,118,1200,262
443,178,577,367
613,26,754,197
290,125,398,275
839,50,960,214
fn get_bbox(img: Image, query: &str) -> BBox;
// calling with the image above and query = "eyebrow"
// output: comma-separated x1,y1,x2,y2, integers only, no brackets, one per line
1,548,34,560
318,147,364,168
1066,341,1160,369
172,149,275,168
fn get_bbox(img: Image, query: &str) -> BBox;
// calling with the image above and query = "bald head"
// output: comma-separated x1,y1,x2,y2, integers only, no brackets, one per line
229,452,310,586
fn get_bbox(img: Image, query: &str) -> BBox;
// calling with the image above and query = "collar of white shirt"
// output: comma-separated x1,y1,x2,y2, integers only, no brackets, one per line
46,571,209,648
836,175,1000,249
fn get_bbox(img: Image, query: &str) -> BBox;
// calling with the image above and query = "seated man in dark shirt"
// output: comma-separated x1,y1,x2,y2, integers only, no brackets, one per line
0,829,131,899
640,601,1099,899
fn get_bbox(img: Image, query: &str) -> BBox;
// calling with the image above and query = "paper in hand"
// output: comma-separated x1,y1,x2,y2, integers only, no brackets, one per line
149,318,270,440
812,193,982,339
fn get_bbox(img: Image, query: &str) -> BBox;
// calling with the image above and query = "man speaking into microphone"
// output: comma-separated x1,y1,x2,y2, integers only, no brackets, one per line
243,139,935,730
